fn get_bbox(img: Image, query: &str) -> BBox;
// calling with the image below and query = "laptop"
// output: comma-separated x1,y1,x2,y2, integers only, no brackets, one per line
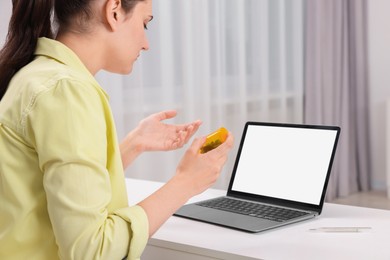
174,121,340,233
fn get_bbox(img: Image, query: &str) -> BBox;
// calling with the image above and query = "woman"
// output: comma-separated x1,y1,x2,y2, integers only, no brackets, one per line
0,0,234,259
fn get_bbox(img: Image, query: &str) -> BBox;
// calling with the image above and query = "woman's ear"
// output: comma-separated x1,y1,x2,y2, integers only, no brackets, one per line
105,0,122,31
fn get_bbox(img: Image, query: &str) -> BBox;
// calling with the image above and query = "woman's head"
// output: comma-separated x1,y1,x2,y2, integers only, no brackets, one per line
0,0,152,100
55,0,150,35
95,0,153,74
56,0,153,74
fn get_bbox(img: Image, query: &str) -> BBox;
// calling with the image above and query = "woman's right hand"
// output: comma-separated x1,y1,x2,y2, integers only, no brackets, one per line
174,131,234,197
137,131,234,237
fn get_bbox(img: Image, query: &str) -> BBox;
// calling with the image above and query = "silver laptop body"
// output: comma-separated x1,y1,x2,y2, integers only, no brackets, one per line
174,121,340,233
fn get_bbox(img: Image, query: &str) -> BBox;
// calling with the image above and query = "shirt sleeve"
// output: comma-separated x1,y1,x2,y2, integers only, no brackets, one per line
26,79,149,260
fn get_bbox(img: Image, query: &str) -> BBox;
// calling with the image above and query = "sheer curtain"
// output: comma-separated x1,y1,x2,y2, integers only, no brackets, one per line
0,1,304,189
304,0,371,199
96,0,304,189
0,2,11,46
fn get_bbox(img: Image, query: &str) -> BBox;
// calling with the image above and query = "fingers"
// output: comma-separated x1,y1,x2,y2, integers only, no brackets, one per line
190,120,202,132
176,120,202,132
217,132,234,157
182,122,198,142
189,136,207,153
174,126,199,148
221,132,234,151
154,110,202,134
176,129,188,148
174,120,202,146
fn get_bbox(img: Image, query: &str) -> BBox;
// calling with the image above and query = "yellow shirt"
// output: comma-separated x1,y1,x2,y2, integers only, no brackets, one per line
0,38,149,260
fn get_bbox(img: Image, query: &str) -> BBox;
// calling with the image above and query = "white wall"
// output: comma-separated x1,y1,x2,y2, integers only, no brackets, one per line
368,0,390,190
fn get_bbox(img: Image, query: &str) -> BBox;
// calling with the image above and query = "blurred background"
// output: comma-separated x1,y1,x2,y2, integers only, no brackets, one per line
1,0,390,205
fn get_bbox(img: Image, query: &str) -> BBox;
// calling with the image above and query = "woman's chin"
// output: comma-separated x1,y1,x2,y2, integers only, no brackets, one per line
107,65,133,75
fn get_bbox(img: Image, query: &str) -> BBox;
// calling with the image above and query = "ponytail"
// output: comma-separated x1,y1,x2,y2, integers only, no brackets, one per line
0,0,54,100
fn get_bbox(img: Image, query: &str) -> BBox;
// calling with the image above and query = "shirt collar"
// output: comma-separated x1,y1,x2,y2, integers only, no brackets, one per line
35,37,92,75
34,37,108,97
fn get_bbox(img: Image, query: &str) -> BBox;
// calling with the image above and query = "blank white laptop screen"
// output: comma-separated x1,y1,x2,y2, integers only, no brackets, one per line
231,125,338,205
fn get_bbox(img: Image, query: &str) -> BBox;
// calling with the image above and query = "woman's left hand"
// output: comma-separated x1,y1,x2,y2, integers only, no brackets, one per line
135,110,202,151
120,110,202,169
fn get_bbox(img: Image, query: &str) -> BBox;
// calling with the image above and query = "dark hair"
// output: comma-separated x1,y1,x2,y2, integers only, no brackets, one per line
0,0,53,100
0,0,145,101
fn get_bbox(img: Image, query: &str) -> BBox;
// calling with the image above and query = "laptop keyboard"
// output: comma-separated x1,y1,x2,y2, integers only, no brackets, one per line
196,197,309,222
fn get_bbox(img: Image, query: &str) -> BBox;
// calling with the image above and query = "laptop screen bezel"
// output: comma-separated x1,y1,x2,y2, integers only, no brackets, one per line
226,121,341,214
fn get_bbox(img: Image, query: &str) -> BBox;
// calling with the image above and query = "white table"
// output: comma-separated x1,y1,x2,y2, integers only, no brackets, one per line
126,178,390,260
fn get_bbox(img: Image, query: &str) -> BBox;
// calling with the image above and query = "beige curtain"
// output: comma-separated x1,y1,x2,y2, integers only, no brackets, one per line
304,0,371,199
